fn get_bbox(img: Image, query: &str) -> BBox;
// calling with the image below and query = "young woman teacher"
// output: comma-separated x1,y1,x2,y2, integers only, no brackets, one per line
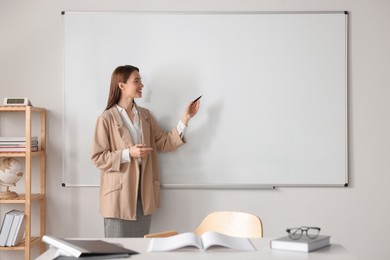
91,65,200,237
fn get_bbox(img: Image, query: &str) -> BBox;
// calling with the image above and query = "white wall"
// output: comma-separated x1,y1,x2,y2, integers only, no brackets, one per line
0,0,389,259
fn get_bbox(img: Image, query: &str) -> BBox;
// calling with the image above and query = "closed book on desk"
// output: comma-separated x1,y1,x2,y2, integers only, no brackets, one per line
270,235,331,252
42,235,138,258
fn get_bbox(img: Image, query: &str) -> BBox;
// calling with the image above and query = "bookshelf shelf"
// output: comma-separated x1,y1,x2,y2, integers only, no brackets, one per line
0,151,45,158
0,237,41,251
0,106,46,260
0,194,44,203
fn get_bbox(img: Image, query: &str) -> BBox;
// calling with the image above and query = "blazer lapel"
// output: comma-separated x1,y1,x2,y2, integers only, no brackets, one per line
137,105,151,171
109,106,134,147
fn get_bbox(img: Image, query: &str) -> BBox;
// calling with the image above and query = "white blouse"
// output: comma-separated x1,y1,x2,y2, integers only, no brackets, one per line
116,104,186,163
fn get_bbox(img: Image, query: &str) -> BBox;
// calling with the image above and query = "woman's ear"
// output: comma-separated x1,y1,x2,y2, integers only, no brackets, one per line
118,82,124,90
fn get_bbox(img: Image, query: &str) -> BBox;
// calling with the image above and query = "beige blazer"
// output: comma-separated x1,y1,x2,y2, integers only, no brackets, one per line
91,105,184,220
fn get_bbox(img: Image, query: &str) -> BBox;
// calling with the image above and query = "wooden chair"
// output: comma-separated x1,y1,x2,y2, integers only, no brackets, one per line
144,211,263,238
194,211,263,238
144,230,178,238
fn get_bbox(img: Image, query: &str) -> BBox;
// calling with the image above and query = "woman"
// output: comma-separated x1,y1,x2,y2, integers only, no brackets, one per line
91,65,200,237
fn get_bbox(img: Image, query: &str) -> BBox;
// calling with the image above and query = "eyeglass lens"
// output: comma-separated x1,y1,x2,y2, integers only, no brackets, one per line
287,226,320,240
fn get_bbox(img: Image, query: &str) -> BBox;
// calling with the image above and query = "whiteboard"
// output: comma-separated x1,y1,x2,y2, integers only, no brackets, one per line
62,11,348,187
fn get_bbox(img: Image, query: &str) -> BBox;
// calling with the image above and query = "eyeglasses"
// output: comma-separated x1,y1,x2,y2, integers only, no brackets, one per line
286,226,321,240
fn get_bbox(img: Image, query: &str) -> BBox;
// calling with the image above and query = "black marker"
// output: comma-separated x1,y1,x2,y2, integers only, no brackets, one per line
192,95,202,104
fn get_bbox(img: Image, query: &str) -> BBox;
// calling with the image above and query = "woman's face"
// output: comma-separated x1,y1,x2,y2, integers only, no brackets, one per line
120,71,144,99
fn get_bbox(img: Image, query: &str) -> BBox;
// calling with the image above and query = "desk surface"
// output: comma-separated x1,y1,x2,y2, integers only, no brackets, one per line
36,237,356,260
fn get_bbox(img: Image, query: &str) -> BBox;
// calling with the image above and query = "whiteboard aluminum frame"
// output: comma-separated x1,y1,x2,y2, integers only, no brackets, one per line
61,11,349,188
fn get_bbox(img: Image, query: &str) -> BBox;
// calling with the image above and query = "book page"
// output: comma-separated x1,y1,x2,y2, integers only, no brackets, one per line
201,231,256,251
147,232,202,252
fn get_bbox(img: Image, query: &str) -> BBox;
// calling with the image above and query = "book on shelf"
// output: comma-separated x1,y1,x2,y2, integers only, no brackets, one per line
0,146,38,152
6,210,26,246
147,231,256,252
270,235,331,252
0,136,38,142
42,235,139,259
0,140,38,147
0,209,20,246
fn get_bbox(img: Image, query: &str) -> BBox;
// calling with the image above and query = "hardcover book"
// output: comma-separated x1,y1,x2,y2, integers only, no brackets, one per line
42,235,138,259
270,235,331,252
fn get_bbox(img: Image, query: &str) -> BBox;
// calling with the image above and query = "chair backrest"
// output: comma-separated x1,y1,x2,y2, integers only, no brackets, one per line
143,230,178,238
194,211,263,238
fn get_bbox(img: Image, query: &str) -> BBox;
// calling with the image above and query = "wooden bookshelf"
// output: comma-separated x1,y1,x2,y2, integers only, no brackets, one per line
0,106,46,260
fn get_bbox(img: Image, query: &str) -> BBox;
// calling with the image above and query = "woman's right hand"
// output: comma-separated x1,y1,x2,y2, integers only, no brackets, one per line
130,144,153,158
181,99,201,125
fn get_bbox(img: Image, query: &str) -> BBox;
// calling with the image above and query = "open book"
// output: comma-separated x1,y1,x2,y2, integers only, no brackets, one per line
147,231,256,252
42,235,138,259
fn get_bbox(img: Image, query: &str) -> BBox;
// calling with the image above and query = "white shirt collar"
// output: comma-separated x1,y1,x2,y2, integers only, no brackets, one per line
116,104,138,115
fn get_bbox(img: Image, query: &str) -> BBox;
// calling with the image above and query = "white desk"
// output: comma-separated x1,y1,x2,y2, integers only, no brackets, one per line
36,237,356,260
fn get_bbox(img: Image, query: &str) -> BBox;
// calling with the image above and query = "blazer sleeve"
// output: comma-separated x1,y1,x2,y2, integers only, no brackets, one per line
91,115,122,172
147,110,185,152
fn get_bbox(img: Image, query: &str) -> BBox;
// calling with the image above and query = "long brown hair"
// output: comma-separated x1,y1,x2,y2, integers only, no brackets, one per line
105,65,139,110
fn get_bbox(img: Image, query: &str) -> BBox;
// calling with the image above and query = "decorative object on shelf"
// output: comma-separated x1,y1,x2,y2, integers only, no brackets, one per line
3,97,32,106
0,158,24,199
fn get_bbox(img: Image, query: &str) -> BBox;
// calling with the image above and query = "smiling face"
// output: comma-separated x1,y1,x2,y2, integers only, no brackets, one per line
119,70,144,100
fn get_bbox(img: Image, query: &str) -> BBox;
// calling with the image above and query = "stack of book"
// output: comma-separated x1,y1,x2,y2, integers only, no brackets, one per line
0,209,26,247
0,136,38,152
